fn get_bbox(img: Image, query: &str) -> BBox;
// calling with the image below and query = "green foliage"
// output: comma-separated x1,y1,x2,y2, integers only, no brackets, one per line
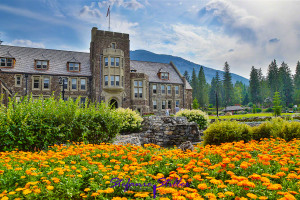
273,91,282,116
204,118,300,146
252,104,257,113
0,95,121,151
203,120,252,146
263,107,273,113
192,98,199,109
115,108,143,133
175,109,210,130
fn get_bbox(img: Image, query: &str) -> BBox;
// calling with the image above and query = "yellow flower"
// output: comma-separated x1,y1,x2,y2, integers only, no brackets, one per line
23,189,32,195
46,186,54,190
84,188,91,192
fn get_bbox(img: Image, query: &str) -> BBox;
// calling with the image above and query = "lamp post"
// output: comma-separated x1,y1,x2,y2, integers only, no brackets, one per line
24,74,28,96
59,77,66,100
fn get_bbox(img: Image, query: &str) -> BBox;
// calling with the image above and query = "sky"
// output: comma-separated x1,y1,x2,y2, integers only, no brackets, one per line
1,0,300,79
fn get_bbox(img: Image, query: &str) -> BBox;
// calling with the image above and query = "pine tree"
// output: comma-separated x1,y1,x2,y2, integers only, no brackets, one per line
278,62,293,106
293,61,300,104
198,66,208,108
215,71,222,106
223,62,234,106
209,77,217,106
183,70,190,83
191,68,198,102
267,60,279,96
192,98,199,109
249,66,260,104
273,91,282,116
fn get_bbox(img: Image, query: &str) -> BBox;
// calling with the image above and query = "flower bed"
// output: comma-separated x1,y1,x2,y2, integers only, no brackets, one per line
1,139,300,199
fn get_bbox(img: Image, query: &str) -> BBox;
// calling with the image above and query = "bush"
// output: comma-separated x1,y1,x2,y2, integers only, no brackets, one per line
263,107,273,112
252,118,300,141
0,95,121,151
256,108,262,113
203,120,252,146
115,108,143,133
175,109,210,130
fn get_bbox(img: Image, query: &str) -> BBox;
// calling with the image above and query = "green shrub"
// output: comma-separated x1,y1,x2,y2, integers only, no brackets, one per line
263,107,273,112
0,95,121,151
203,120,252,146
175,109,210,130
256,108,262,113
115,108,143,133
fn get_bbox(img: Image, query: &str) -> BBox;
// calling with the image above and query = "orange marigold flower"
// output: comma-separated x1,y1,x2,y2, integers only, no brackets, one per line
197,183,208,190
247,193,257,199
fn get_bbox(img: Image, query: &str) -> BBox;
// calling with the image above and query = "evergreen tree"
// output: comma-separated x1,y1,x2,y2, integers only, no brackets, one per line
223,62,234,106
183,70,190,83
278,62,293,106
293,61,300,104
249,66,260,104
209,77,217,106
273,91,282,116
192,98,199,109
233,81,243,105
267,60,279,96
191,68,198,102
198,66,208,108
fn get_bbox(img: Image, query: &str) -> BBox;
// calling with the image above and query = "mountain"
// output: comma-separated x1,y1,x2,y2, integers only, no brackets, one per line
130,50,249,86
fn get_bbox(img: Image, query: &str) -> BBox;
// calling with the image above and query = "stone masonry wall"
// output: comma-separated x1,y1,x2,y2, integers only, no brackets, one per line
135,116,203,147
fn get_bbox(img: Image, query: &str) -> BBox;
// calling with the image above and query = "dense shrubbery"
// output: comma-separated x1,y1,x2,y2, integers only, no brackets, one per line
0,95,122,151
175,109,210,129
204,117,300,145
115,108,143,133
203,120,252,146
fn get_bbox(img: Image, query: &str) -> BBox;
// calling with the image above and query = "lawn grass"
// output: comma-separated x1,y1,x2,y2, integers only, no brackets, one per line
209,112,299,120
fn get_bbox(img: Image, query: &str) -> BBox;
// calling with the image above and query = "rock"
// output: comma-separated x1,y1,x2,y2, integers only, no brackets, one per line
179,141,194,152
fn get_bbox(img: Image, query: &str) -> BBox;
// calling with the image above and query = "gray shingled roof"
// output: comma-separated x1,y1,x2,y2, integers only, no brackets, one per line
130,60,186,85
0,45,91,76
222,106,244,112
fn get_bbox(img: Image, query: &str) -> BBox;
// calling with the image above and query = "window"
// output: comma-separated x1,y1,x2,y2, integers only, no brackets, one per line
176,100,180,108
153,85,157,94
111,43,116,49
162,100,166,109
63,78,68,90
36,60,48,70
167,85,171,94
15,75,21,87
111,76,115,86
0,58,14,67
105,76,108,86
115,76,120,86
68,62,80,72
111,57,115,66
161,85,165,94
134,80,143,98
161,72,169,80
71,78,77,90
115,58,120,67
43,77,50,89
153,100,157,110
105,57,108,66
33,77,40,89
168,100,172,109
175,86,179,95
80,79,86,90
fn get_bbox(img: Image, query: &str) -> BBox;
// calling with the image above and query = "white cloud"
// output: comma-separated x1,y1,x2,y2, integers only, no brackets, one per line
7,40,45,48
98,0,144,10
79,4,102,24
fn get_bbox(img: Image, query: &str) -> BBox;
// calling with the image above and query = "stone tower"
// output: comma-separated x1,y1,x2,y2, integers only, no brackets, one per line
90,27,131,108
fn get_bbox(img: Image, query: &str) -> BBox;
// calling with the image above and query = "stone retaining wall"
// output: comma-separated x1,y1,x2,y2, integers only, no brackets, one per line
114,116,203,147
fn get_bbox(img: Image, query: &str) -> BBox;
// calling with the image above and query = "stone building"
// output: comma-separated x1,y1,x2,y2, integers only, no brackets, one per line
0,27,192,115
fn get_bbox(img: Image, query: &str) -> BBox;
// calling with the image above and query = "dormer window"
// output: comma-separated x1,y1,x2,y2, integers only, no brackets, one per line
160,72,169,80
35,60,49,70
0,58,14,67
68,62,80,72
111,43,116,49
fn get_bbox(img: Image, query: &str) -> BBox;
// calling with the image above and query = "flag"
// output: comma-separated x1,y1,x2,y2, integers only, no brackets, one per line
106,5,110,17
